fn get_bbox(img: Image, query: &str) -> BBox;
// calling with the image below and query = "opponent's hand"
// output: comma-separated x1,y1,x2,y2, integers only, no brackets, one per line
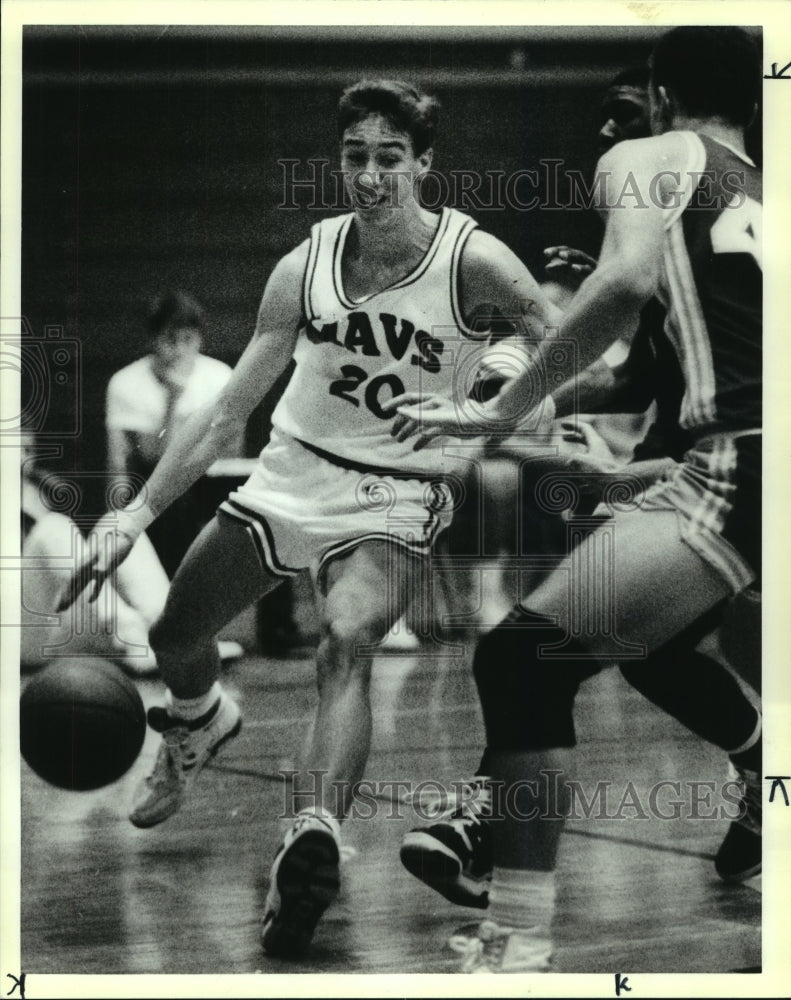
56,512,139,612
543,246,598,287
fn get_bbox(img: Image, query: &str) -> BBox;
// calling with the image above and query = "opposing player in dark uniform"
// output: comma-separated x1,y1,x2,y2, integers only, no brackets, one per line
399,62,761,924
395,27,762,971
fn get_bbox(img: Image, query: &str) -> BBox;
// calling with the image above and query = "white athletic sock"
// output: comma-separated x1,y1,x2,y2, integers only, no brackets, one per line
488,866,557,935
296,804,341,842
167,681,222,721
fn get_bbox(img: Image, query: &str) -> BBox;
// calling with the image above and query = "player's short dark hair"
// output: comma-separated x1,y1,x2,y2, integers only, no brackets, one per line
608,65,650,90
147,290,206,338
337,79,440,156
650,26,760,127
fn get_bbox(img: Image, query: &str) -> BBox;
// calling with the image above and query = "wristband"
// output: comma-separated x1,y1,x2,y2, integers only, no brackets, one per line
115,501,156,538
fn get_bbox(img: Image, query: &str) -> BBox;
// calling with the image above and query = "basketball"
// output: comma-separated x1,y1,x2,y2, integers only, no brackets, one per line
20,658,147,791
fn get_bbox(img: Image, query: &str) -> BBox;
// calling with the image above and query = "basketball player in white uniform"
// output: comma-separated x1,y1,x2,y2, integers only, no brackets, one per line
64,79,560,958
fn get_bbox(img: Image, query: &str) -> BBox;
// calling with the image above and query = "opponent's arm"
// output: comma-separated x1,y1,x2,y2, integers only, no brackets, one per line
394,136,681,440
491,137,682,428
554,135,682,373
59,242,308,608
553,328,663,417
551,356,617,418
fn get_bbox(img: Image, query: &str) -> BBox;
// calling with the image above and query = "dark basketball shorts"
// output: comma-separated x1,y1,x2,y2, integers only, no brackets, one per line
637,430,760,594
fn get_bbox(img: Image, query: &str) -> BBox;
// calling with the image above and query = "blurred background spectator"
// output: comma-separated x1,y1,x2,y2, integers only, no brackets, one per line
105,289,237,577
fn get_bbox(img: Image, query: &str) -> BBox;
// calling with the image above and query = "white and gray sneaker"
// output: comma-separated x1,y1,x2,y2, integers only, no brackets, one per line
129,690,242,829
261,811,341,959
449,919,553,973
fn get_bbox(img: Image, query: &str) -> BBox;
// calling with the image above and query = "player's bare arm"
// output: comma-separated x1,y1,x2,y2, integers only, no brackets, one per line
556,132,690,372
141,242,307,517
389,230,562,444
59,241,309,609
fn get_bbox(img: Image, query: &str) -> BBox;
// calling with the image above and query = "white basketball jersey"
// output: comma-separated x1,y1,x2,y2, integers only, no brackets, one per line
271,207,482,475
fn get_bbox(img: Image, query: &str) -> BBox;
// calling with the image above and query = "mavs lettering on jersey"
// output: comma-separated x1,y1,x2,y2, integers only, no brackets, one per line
304,312,444,373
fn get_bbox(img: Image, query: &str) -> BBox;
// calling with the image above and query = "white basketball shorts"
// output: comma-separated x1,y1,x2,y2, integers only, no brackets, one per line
217,429,453,582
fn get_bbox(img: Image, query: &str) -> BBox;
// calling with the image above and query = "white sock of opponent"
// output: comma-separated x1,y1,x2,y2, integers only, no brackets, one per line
488,866,557,937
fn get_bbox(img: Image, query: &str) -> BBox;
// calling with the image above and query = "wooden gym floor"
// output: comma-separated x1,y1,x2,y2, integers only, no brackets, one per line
17,622,763,988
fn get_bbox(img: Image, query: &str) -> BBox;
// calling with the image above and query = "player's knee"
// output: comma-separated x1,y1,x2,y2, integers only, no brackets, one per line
321,581,394,647
317,613,382,680
473,611,599,751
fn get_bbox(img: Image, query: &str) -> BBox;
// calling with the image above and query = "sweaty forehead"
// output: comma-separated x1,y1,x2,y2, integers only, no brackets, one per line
342,114,412,150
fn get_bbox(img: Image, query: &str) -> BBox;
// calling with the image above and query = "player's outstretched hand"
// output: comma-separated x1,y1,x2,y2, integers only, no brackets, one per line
387,387,556,452
557,419,625,495
543,246,598,287
56,512,138,612
385,391,473,452
560,420,619,471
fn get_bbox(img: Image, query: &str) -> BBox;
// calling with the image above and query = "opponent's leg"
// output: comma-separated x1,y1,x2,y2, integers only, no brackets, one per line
619,640,760,764
450,508,734,972
262,539,417,959
130,513,283,828
408,604,762,914
619,596,762,882
719,586,762,695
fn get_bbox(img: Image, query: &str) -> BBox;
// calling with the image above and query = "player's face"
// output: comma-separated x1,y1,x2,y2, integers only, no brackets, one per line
597,86,651,155
341,114,430,219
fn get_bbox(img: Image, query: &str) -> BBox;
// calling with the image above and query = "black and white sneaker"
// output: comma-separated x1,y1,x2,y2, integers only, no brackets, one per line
400,779,493,908
261,811,341,958
716,766,761,882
